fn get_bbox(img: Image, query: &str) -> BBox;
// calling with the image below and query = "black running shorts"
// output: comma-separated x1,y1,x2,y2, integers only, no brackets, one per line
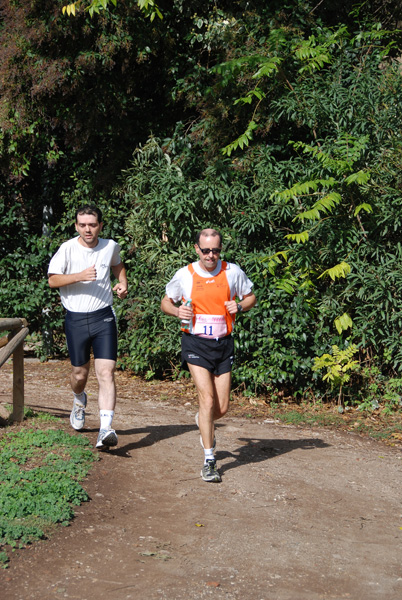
65,306,118,367
181,333,234,375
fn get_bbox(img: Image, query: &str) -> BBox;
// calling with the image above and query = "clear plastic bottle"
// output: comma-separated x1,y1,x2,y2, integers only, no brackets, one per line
181,299,192,333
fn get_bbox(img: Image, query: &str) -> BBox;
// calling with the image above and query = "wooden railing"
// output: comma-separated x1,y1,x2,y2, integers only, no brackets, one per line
0,318,29,422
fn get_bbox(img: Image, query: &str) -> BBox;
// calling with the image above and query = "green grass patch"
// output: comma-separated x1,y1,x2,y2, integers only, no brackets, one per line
0,420,98,567
369,422,402,442
5,404,60,424
268,403,402,445
272,409,345,428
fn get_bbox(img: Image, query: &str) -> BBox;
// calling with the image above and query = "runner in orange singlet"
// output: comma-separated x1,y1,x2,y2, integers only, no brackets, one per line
161,228,256,482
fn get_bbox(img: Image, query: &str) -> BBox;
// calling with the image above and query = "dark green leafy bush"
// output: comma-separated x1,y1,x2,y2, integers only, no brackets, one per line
2,2,402,406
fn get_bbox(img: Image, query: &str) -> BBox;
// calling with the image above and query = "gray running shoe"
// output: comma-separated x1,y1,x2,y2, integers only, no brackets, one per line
195,412,216,451
201,459,221,483
96,428,118,449
70,392,87,431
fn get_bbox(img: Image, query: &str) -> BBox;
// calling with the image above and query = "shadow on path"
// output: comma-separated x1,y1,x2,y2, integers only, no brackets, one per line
216,436,331,474
111,424,331,473
25,406,331,473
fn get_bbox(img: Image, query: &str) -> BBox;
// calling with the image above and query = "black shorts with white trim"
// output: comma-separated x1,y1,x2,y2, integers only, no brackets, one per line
181,333,234,375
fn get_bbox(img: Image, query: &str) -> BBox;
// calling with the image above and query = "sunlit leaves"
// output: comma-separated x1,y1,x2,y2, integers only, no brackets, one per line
318,261,351,281
263,250,289,276
345,170,371,185
334,312,353,334
234,88,265,106
312,344,359,389
213,53,282,87
252,56,283,79
295,192,342,223
62,0,162,20
293,35,332,74
290,135,370,175
273,178,337,202
221,121,258,156
285,231,309,244
137,0,162,21
62,3,78,16
293,27,348,75
354,203,373,216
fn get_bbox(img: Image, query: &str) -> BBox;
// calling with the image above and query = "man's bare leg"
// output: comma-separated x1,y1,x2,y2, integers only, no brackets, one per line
70,362,90,430
94,358,116,411
70,361,90,394
211,370,232,420
188,363,231,449
94,358,118,448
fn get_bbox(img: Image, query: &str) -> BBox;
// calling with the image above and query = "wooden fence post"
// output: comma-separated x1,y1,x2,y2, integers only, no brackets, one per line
9,330,25,422
0,318,29,422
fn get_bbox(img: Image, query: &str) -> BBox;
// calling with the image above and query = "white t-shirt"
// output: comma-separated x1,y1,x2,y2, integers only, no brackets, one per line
48,237,121,313
166,260,253,303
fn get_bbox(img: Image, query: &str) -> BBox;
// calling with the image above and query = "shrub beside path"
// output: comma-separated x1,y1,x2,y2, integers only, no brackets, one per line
1,359,402,600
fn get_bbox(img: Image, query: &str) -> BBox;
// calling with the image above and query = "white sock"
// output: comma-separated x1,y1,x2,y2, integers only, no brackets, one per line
204,449,214,463
73,391,86,406
100,410,114,430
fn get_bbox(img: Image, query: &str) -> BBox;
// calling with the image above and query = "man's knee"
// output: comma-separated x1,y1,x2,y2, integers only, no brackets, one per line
214,404,229,419
71,366,89,386
197,391,216,412
95,359,116,383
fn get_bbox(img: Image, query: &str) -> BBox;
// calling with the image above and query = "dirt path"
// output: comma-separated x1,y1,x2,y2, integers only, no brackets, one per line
1,359,402,600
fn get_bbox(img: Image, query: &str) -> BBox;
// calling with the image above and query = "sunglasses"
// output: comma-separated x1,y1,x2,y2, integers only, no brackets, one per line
198,247,222,255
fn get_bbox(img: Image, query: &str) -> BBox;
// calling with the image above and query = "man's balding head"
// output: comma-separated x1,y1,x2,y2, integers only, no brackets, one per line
195,229,222,246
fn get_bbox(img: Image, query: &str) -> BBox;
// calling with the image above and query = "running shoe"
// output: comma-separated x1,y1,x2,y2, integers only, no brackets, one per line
70,392,87,431
195,412,216,451
201,459,221,483
96,428,118,449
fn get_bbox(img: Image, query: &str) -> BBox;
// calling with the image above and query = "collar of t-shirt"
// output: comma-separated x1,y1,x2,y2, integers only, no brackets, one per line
193,259,225,278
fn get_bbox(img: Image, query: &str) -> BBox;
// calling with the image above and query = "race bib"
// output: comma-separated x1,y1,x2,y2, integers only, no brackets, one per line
193,314,227,338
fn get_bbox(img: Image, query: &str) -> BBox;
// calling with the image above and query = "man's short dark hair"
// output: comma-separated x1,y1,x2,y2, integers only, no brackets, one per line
75,205,103,224
195,229,222,246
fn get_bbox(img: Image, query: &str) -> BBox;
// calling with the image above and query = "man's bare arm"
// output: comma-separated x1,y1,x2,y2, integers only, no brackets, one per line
111,263,128,299
161,295,193,320
225,292,257,315
239,292,257,311
48,266,96,289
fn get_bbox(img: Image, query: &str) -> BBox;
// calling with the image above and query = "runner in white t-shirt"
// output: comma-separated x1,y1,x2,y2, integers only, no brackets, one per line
48,205,128,449
161,228,256,482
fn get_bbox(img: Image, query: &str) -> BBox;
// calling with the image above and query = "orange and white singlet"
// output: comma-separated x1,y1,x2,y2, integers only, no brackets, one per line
165,260,254,340
187,261,234,338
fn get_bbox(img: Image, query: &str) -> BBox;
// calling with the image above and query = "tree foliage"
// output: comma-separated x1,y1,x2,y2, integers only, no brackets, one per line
2,1,402,406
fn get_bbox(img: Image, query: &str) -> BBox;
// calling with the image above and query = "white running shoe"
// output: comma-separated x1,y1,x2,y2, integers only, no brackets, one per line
96,428,118,449
201,459,221,483
70,392,87,431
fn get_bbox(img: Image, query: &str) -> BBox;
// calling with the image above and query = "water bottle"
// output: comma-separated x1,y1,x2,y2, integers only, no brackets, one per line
181,299,192,333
